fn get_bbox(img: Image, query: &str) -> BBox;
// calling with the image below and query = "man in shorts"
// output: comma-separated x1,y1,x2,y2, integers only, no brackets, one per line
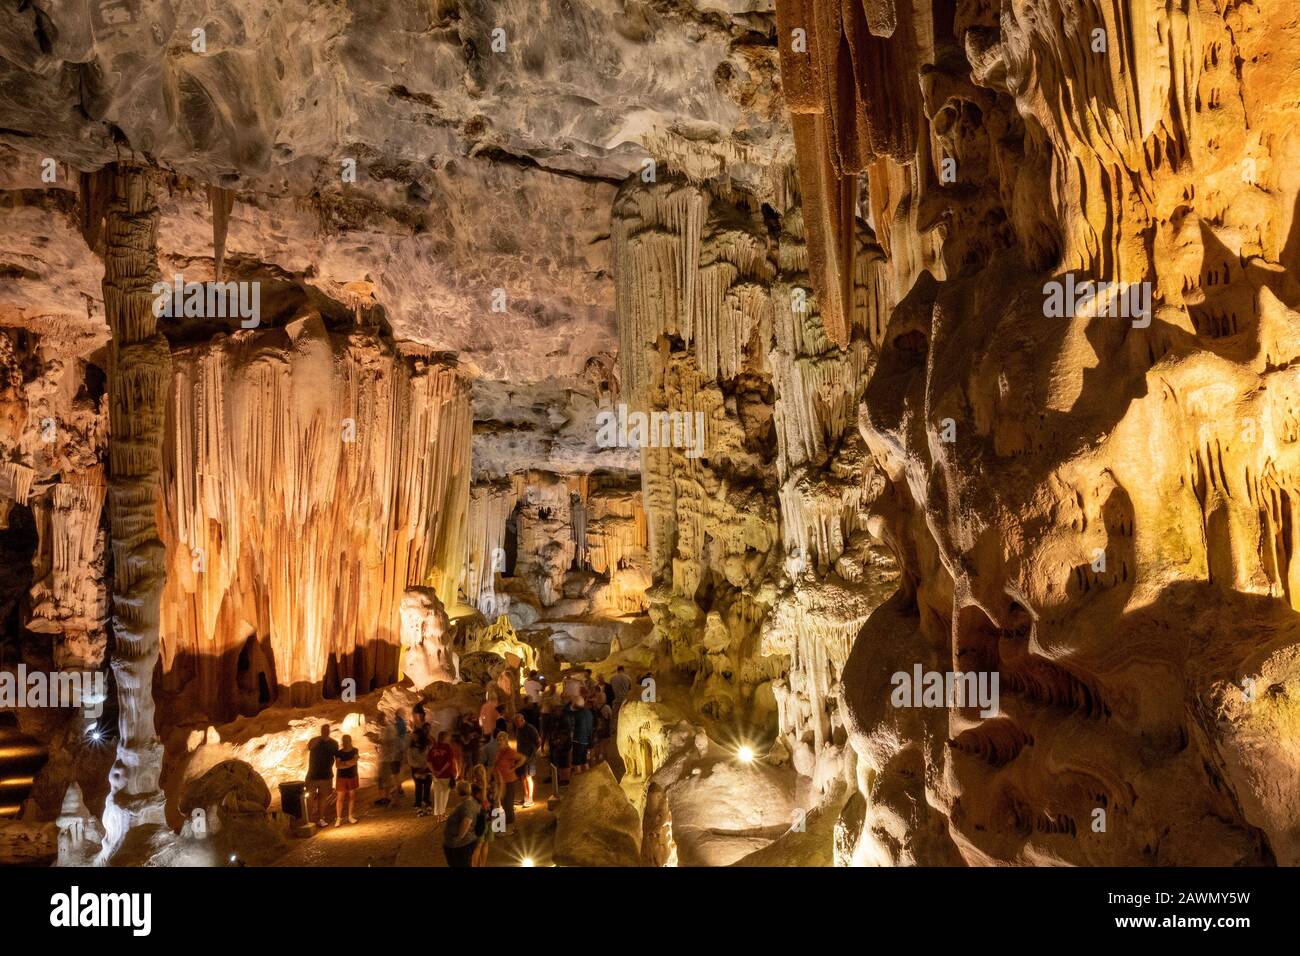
305,723,340,827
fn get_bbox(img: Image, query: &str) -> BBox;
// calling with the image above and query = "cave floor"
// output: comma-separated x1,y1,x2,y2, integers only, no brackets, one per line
272,746,623,868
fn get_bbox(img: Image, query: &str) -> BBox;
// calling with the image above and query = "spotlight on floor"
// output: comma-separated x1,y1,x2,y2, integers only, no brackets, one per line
736,745,755,764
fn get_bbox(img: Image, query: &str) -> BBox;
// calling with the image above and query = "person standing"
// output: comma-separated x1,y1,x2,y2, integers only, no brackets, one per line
492,730,526,830
457,713,482,775
392,709,408,803
478,692,499,737
522,671,544,727
512,713,541,808
408,723,433,815
548,701,573,787
610,665,632,713
562,670,583,704
481,723,500,773
306,723,340,828
428,730,457,820
375,712,397,806
334,734,360,825
470,782,492,867
569,697,594,774
441,780,478,867
592,693,613,766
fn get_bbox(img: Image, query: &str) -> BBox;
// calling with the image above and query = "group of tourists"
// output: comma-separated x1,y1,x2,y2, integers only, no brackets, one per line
302,663,640,867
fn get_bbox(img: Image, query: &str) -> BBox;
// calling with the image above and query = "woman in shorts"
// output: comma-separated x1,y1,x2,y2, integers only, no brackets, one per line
334,734,360,825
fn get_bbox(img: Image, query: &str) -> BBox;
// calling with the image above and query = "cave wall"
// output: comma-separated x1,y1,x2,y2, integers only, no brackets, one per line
0,328,108,668
777,0,1300,865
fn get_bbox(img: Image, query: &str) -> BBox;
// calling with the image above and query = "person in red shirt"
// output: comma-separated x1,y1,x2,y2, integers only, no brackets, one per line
428,730,457,821
491,731,526,831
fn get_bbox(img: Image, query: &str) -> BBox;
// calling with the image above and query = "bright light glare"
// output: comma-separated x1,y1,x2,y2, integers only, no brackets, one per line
521,857,536,867
737,745,755,764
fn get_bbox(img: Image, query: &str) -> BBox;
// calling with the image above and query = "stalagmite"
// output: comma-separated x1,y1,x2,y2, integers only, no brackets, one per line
400,587,457,691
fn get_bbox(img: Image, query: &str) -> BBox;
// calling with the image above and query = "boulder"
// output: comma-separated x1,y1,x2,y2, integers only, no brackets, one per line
179,759,271,816
553,763,641,867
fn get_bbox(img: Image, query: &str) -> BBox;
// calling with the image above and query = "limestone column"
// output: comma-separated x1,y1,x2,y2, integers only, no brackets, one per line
95,164,170,863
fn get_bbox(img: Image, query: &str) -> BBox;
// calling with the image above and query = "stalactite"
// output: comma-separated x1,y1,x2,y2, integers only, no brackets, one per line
207,185,235,282
512,473,576,608
464,479,518,615
774,0,924,347
585,485,651,615
776,0,1300,865
28,476,109,668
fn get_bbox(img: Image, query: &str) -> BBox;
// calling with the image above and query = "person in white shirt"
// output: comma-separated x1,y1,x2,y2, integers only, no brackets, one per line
523,671,544,705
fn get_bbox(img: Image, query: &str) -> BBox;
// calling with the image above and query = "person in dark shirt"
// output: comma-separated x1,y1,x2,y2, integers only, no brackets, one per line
512,713,541,807
334,733,360,826
548,702,573,786
568,698,594,774
441,780,478,867
306,723,340,828
457,714,482,777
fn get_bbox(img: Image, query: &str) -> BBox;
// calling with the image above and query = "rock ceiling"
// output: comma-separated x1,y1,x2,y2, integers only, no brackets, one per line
0,0,789,387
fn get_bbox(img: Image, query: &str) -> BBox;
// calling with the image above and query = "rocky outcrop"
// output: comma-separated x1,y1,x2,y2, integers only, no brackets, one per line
463,470,650,625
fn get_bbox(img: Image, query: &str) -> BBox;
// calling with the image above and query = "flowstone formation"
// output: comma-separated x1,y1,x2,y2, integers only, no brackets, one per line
0,328,107,668
777,0,1300,865
159,319,471,720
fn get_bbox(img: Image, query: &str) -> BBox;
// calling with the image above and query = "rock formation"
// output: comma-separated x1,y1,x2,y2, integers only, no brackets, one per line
158,321,471,718
777,0,1300,865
